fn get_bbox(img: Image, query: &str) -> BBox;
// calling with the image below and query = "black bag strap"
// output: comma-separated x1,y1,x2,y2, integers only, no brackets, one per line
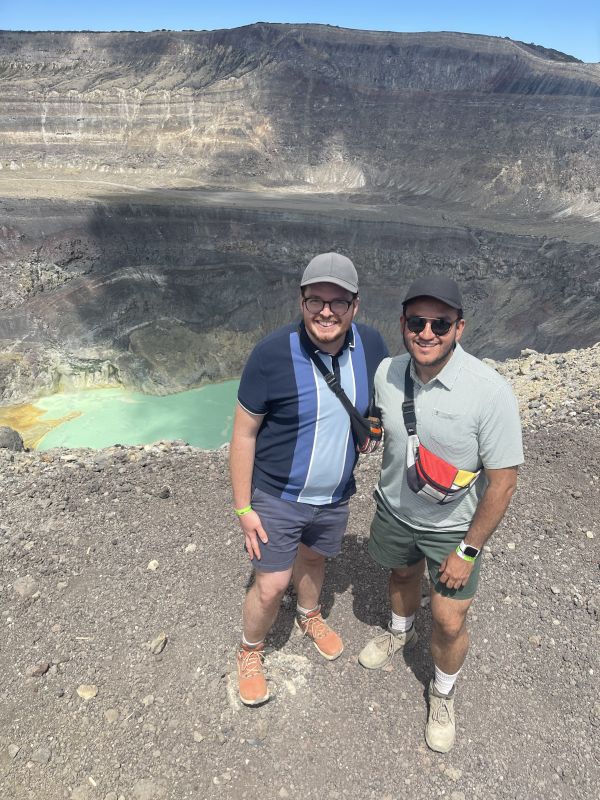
402,363,417,436
298,324,372,440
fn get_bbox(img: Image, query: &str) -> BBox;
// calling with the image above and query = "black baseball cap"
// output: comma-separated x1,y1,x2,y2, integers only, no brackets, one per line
403,275,462,310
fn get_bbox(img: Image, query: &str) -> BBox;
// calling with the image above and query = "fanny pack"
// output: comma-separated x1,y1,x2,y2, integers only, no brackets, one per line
299,324,382,454
402,363,480,504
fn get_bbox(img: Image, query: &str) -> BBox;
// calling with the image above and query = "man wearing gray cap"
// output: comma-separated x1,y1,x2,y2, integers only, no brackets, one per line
230,252,388,706
358,275,523,751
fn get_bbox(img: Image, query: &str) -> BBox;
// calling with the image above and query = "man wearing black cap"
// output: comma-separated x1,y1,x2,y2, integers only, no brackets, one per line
230,252,388,706
358,275,523,752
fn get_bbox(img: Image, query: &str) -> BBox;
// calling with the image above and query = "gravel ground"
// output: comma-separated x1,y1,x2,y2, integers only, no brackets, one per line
0,349,599,800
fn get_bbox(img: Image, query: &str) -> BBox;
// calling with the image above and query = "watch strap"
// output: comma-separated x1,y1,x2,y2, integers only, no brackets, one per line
456,540,480,562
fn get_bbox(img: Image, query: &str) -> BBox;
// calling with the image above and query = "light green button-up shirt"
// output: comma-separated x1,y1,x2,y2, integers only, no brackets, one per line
375,344,524,531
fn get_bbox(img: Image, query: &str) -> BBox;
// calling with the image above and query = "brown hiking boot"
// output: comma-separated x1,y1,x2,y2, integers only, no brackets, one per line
237,644,269,706
294,607,344,660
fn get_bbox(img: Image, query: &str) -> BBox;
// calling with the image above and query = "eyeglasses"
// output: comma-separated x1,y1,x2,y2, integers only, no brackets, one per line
303,297,354,315
405,316,459,336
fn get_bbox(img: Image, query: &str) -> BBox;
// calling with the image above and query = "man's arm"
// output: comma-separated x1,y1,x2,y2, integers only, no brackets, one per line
229,403,269,560
438,466,518,590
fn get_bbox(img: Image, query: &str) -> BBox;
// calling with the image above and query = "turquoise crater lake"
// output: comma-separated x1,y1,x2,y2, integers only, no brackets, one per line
35,381,239,450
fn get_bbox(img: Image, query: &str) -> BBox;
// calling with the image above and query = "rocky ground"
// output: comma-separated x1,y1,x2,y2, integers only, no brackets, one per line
0,347,598,800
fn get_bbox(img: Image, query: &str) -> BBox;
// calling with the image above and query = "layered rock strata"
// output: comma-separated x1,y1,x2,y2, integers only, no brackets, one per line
1,26,599,401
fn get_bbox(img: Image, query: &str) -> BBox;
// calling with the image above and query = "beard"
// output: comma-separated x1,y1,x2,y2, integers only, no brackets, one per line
305,315,347,346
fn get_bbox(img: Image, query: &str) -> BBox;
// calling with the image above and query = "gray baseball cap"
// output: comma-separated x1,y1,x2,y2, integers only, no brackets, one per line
403,275,462,310
301,252,358,294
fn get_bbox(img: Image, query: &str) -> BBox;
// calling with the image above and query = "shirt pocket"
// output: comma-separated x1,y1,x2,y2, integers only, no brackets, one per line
426,409,471,455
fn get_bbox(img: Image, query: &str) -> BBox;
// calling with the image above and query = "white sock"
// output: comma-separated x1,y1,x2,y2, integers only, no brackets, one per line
241,634,263,649
434,665,460,696
297,603,319,617
390,611,415,633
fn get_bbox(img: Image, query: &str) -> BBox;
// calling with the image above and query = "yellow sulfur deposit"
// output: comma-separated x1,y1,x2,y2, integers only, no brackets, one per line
0,403,80,449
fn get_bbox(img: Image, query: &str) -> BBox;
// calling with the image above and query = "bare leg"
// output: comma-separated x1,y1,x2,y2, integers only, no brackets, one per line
430,591,473,674
389,560,425,617
292,543,326,610
242,567,293,643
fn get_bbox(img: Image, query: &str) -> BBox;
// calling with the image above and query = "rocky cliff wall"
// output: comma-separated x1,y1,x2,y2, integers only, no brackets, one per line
1,26,599,402
2,26,600,216
1,193,599,403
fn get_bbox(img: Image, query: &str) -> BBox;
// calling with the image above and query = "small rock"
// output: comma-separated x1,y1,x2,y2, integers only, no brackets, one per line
149,632,168,655
279,789,290,799
185,543,197,553
157,486,171,499
26,661,50,678
445,766,462,780
31,746,51,765
586,531,594,539
147,560,159,571
7,744,20,759
14,575,39,599
77,684,99,700
193,731,205,743
104,709,120,723
550,586,561,595
571,490,582,499
142,694,154,707
507,542,516,550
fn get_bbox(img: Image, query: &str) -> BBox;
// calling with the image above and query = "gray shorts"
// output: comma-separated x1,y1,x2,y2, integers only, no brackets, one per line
249,487,350,573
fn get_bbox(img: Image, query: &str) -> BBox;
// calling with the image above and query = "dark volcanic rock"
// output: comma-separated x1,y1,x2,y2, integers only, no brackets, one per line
0,426,24,451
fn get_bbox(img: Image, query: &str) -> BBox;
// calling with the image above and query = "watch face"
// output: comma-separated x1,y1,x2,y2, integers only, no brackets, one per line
463,545,479,558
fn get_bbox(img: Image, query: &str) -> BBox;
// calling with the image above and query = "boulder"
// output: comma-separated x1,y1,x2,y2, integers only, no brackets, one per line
0,426,24,451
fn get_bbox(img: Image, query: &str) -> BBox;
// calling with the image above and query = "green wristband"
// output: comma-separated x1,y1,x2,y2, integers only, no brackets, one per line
455,545,476,562
234,505,253,517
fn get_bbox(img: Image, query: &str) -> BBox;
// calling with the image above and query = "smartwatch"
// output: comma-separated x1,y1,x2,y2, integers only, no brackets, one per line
456,540,481,562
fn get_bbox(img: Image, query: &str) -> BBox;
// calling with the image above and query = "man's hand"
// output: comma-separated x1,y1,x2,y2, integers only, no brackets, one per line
438,550,474,590
356,436,381,454
238,510,269,560
356,416,383,454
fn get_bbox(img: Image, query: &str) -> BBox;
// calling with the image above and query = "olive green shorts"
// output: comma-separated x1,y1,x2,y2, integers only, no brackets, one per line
368,495,482,600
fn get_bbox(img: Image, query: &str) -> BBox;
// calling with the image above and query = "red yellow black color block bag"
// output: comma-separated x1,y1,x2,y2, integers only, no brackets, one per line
402,364,480,505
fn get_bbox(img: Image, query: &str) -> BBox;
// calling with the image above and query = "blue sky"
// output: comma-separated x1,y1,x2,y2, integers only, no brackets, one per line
1,1,599,63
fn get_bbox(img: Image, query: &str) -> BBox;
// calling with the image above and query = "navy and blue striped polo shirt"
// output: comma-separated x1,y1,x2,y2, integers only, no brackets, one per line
238,321,388,505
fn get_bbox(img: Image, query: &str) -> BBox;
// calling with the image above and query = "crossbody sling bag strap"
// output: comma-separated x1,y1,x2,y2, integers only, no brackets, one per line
402,363,481,504
298,325,381,453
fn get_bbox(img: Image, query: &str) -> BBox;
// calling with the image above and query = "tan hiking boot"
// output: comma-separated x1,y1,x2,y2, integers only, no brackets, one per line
425,680,456,753
358,622,417,669
237,644,269,706
294,607,344,660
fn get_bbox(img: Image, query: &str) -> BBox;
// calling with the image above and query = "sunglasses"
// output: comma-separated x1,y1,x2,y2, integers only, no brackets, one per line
405,316,458,336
